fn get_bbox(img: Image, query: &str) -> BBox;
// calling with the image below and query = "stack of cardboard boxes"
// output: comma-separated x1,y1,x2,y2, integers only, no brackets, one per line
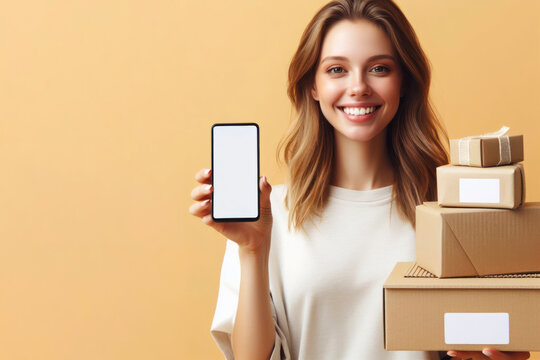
383,128,540,351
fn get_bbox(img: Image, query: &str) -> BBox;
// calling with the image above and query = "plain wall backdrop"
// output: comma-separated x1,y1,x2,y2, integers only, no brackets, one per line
1,0,539,359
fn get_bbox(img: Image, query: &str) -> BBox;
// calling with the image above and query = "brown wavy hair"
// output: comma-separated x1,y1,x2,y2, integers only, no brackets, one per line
276,0,448,233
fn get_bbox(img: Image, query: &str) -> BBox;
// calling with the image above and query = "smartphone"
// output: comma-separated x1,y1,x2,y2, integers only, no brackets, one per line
211,123,260,222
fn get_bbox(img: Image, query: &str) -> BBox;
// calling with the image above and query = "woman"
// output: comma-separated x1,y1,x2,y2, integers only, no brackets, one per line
189,0,531,359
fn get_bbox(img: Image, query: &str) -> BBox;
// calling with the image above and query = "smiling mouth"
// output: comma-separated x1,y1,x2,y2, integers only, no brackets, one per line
338,105,382,116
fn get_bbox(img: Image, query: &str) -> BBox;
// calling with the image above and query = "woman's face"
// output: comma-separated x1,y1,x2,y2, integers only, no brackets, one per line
312,19,403,142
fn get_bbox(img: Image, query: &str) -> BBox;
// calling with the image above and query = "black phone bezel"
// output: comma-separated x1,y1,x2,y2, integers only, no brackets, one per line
211,122,260,222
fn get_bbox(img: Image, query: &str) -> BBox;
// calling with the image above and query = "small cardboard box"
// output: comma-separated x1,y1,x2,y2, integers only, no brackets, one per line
383,262,540,351
437,164,524,209
416,202,540,278
449,135,523,167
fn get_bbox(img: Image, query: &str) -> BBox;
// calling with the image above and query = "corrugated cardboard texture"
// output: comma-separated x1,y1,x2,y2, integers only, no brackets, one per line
437,164,524,209
405,263,540,279
416,202,540,278
450,135,524,167
384,262,540,351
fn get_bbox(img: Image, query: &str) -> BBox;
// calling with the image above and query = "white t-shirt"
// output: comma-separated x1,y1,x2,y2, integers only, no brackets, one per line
211,184,440,360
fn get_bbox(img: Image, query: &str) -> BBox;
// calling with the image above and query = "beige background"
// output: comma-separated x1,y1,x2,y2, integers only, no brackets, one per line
0,0,539,359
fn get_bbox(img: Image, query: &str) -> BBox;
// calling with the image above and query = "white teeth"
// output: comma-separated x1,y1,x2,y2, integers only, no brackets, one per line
342,106,378,115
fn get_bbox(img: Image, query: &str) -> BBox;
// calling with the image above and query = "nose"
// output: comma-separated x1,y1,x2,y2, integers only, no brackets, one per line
349,72,371,97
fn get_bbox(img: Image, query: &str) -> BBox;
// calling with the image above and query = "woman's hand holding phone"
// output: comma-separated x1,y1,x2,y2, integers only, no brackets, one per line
189,168,273,255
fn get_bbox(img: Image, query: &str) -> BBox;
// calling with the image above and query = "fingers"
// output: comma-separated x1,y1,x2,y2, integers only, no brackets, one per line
189,198,211,217
201,213,225,234
259,176,273,216
260,175,271,190
191,183,213,201
511,352,531,360
189,198,224,234
448,350,489,359
195,168,212,184
481,349,530,360
189,168,212,216
259,175,272,196
447,350,530,360
191,168,212,201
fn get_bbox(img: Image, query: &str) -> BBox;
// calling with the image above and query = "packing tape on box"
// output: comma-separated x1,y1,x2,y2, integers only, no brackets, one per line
458,126,512,166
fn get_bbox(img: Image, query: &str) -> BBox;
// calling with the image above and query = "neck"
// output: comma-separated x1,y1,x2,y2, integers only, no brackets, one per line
330,128,394,191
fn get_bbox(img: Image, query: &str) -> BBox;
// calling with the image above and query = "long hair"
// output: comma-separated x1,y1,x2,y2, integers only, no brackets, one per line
276,0,448,233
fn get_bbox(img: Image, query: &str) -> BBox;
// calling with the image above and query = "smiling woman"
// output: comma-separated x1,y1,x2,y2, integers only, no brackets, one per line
191,0,535,360
312,19,403,140
281,0,447,233
204,1,451,358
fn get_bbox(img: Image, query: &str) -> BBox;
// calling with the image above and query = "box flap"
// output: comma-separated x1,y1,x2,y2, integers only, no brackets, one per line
384,262,540,289
441,220,479,277
442,202,540,276
421,202,540,277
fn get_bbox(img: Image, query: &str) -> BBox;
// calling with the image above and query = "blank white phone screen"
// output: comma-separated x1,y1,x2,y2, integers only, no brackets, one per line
212,124,258,220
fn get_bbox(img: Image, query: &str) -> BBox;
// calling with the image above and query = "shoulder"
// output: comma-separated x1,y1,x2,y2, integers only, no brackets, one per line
270,183,286,199
269,184,287,209
268,184,290,227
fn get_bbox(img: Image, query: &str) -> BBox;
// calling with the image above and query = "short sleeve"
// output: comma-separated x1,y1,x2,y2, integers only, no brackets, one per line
210,240,291,360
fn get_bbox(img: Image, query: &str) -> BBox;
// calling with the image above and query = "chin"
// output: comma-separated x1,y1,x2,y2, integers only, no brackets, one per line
339,125,384,143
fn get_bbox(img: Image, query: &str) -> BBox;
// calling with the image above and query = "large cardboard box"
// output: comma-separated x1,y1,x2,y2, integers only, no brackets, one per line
437,164,524,209
449,134,523,167
416,202,540,278
383,262,540,351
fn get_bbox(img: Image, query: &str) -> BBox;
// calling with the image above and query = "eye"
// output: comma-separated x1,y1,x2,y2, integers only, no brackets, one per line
327,66,346,74
370,65,390,73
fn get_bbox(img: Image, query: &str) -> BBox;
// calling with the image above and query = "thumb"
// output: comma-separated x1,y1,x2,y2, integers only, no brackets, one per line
259,175,272,210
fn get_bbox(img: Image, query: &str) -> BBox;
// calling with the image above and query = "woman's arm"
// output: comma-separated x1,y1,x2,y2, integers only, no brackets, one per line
231,243,276,360
192,171,277,358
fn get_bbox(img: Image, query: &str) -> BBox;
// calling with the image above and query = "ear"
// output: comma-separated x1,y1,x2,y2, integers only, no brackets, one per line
311,84,319,101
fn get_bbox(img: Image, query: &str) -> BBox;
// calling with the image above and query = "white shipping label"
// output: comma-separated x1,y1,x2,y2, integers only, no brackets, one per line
459,178,500,204
444,313,509,344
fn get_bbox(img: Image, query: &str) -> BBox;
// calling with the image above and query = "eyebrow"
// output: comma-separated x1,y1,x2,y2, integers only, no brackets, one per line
320,54,396,64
